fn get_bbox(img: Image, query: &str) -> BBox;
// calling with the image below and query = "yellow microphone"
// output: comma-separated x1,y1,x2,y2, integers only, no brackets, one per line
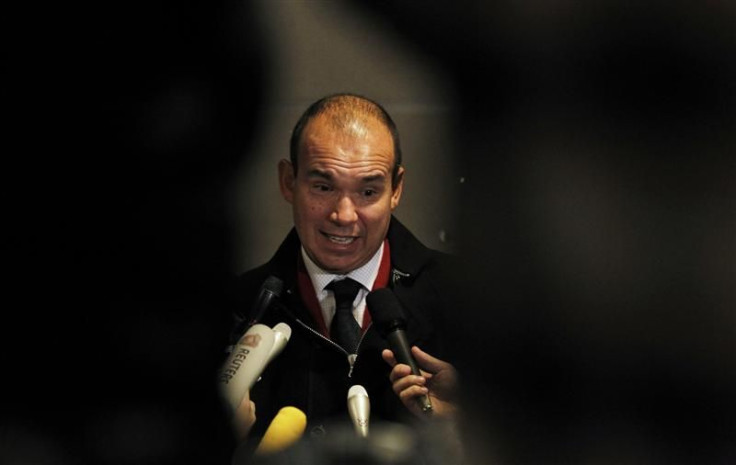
255,406,307,455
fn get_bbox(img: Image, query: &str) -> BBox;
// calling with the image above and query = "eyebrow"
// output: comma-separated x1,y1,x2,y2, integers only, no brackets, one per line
361,174,385,183
306,169,332,180
306,169,386,183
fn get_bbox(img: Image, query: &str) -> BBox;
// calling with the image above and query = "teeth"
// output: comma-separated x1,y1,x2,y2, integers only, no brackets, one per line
327,234,355,244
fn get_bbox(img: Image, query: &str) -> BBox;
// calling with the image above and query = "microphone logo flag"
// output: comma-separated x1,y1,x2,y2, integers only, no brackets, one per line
219,323,291,414
239,332,262,348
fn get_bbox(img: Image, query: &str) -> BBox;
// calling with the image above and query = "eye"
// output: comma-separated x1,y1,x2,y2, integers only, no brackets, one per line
311,183,332,193
363,188,377,197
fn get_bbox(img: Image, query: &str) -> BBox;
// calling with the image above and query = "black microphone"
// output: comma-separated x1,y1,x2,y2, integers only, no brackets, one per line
366,288,433,413
248,275,284,326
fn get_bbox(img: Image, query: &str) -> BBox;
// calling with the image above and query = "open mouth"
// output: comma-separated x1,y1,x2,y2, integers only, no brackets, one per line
323,233,356,245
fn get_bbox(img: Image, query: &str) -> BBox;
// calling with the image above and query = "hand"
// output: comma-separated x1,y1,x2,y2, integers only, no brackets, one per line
382,346,459,420
232,390,257,442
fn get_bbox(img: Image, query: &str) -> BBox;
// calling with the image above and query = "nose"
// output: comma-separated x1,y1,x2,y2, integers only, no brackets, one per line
330,195,358,225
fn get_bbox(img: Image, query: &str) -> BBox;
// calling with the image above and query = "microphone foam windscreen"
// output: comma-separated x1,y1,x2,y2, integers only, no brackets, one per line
272,322,292,341
263,275,284,296
366,289,405,336
255,406,307,455
348,384,369,400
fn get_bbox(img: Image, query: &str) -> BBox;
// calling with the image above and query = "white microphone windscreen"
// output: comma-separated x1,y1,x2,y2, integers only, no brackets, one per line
218,324,275,412
272,322,292,340
347,385,370,438
264,322,291,367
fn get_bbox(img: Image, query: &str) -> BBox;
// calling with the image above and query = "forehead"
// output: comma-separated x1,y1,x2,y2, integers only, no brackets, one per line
297,113,396,168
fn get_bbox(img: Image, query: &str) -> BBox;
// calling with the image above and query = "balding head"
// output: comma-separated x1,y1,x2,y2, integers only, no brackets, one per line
289,93,403,187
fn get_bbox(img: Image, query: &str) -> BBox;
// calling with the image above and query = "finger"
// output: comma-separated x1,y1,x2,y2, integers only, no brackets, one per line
233,397,257,441
388,363,414,383
392,374,426,395
236,397,256,421
245,400,256,425
381,349,397,368
412,346,449,373
398,384,429,406
236,392,251,414
386,347,432,379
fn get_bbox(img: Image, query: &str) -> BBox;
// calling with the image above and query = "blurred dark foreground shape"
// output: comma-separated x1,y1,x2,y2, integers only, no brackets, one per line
350,1,736,463
3,1,734,464
4,2,268,464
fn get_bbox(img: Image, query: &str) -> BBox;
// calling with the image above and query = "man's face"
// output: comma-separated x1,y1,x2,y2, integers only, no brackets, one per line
279,114,404,274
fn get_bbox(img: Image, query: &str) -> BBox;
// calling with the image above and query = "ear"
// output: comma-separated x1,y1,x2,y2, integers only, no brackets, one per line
390,166,405,210
278,159,295,204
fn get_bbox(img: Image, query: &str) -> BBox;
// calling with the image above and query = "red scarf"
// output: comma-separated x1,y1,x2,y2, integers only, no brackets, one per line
297,240,391,337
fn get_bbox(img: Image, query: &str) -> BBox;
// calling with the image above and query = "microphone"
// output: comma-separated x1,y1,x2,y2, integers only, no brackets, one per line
347,385,370,438
219,324,276,413
265,322,292,366
248,275,284,326
255,406,307,456
366,289,433,413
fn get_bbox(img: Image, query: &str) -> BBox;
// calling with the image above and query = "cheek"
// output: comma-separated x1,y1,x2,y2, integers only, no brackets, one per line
296,196,328,219
361,205,392,231
308,199,326,214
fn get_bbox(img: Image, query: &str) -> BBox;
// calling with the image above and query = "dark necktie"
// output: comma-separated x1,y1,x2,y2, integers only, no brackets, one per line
326,278,362,354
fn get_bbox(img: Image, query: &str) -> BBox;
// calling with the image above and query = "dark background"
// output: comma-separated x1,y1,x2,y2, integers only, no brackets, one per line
4,1,734,464
4,2,265,463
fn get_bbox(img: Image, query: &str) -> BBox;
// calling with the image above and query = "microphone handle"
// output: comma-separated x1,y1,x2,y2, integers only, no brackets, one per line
250,288,279,325
386,328,433,413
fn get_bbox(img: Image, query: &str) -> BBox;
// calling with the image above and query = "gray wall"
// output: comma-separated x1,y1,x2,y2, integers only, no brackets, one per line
228,1,459,273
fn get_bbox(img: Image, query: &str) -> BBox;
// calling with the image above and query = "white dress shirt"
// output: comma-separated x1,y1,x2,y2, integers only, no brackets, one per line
301,243,384,329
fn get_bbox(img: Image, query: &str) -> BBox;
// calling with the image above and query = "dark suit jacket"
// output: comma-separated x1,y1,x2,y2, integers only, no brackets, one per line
227,216,458,440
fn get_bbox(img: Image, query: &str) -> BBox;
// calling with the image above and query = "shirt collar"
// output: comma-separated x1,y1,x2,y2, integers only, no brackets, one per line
301,243,385,293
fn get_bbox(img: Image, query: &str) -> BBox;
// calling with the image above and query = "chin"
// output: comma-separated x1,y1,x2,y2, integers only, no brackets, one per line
322,263,355,275
318,257,361,275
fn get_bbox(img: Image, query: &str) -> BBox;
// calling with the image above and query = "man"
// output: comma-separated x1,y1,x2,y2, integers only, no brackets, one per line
227,93,459,447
